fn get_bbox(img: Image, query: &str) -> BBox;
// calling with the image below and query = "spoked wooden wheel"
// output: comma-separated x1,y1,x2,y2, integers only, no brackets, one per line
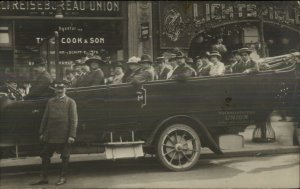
157,124,201,171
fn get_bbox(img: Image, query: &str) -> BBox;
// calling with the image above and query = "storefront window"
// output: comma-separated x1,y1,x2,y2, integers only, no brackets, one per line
14,20,124,78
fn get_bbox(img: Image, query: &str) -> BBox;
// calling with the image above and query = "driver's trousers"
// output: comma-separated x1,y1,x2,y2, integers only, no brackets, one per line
40,143,71,178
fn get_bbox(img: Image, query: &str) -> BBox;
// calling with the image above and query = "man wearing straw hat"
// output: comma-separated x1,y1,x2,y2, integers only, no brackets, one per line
31,80,78,186
231,47,259,73
124,56,141,83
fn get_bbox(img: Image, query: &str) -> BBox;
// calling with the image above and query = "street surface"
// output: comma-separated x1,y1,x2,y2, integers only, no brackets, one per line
0,153,299,188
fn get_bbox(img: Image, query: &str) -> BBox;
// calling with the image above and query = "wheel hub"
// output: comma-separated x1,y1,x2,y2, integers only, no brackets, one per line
175,143,183,151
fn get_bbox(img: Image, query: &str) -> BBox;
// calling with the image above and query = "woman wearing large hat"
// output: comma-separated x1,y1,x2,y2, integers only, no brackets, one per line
83,55,105,86
84,55,105,66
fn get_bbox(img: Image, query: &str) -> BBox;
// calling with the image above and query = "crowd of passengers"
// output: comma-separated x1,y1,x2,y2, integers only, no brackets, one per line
66,47,270,87
1,47,270,100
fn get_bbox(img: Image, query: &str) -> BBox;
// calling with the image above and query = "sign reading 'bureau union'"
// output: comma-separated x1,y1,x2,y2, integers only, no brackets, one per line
0,1,122,17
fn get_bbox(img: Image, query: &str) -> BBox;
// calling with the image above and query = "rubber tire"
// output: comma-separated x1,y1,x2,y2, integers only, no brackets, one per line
156,123,201,171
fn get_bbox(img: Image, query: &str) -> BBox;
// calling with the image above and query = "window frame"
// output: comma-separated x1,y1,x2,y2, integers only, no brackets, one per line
0,22,13,49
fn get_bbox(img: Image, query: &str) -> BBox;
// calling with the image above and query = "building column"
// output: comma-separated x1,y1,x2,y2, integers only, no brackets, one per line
127,1,153,59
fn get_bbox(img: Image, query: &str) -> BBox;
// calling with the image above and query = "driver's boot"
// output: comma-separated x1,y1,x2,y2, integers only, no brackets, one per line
30,158,49,185
55,157,69,185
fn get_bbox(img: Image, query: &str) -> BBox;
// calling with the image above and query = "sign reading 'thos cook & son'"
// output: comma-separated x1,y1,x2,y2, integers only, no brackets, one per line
0,1,122,17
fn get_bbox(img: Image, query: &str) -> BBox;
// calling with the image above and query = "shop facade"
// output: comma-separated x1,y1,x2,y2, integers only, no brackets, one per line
1,1,299,80
0,1,130,80
153,1,300,61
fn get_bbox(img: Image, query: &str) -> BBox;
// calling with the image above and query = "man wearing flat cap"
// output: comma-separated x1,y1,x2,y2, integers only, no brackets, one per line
26,57,53,99
31,80,78,186
231,47,259,73
84,55,105,86
169,50,197,80
130,54,156,84
155,55,173,80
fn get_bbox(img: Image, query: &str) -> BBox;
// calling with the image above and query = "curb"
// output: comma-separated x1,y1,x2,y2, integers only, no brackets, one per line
201,146,300,159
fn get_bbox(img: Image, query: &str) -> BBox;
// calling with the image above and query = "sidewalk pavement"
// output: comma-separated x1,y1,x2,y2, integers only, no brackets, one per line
0,115,299,169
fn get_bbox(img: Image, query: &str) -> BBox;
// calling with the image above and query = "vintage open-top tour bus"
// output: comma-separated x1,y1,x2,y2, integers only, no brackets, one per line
0,52,299,171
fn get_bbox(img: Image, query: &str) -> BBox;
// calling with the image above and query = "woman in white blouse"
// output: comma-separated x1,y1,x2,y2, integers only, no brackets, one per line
208,51,225,76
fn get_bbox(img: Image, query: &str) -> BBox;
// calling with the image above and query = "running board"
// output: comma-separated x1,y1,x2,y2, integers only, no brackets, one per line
103,131,145,160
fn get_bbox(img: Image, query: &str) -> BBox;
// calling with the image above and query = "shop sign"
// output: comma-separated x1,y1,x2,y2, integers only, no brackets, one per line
218,111,256,126
0,1,122,17
16,20,123,66
34,25,107,60
140,22,149,41
193,2,300,25
159,2,300,49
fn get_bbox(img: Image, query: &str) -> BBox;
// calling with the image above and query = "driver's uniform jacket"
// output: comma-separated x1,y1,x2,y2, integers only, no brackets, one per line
39,95,78,143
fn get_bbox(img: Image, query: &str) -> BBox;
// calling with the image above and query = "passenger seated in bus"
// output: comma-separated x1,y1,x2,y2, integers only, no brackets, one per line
154,55,173,80
26,57,53,99
231,48,259,73
83,56,105,86
225,50,241,74
208,51,225,76
124,56,141,83
195,54,213,76
73,62,90,87
186,57,196,70
130,54,156,84
106,61,124,85
169,50,197,80
65,69,77,87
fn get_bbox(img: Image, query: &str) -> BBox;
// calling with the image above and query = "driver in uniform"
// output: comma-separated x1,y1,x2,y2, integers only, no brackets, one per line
31,80,78,186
